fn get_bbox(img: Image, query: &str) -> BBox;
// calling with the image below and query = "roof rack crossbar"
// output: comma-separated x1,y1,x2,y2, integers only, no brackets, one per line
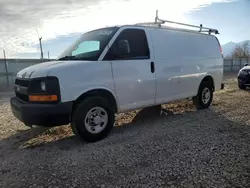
136,10,219,35
155,10,219,35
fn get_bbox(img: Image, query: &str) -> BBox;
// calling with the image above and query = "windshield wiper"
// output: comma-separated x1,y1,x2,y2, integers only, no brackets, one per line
57,55,96,61
57,55,76,60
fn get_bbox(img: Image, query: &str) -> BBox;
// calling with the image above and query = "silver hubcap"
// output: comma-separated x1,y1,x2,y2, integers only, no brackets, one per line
202,87,211,104
85,107,108,134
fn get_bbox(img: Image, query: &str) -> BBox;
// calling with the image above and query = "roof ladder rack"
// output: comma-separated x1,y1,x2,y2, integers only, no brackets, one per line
136,10,219,35
154,10,219,35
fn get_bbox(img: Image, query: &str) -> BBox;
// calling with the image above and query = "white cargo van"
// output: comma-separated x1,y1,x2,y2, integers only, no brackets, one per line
10,12,224,142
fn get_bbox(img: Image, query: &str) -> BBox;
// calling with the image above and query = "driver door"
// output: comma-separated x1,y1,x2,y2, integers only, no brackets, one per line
103,28,156,112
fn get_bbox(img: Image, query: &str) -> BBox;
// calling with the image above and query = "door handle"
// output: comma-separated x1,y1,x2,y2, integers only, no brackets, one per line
150,62,155,73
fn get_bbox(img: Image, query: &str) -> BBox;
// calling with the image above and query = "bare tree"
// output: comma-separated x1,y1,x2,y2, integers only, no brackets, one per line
231,41,250,58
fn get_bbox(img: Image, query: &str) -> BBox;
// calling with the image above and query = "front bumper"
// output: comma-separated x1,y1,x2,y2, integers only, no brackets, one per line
10,97,73,127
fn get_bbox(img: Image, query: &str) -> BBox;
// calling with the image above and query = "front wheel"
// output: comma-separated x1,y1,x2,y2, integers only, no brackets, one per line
71,97,115,142
238,82,246,89
193,81,213,109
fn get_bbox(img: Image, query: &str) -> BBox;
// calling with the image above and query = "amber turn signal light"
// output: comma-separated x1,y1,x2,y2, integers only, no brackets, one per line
29,95,58,102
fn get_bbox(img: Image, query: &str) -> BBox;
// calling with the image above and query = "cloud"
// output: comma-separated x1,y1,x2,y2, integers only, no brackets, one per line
0,0,234,57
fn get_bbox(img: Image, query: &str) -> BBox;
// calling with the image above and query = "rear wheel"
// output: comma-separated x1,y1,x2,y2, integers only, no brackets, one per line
71,96,115,142
193,81,213,109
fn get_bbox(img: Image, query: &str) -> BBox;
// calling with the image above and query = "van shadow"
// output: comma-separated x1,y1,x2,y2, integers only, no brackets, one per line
1,126,49,148
132,105,174,122
1,101,196,151
113,105,176,133
0,125,79,151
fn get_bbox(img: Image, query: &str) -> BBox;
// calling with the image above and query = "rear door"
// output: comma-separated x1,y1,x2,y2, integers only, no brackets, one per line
103,27,156,112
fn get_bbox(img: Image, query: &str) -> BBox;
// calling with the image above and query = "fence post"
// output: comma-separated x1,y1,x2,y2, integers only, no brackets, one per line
231,59,233,72
3,50,9,87
240,58,242,70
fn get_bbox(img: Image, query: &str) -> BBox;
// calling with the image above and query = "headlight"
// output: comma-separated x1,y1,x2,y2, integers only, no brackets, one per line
28,77,61,103
41,81,46,91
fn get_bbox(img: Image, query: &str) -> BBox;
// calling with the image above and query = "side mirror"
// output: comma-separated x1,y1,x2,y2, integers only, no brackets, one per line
244,63,248,66
116,40,130,57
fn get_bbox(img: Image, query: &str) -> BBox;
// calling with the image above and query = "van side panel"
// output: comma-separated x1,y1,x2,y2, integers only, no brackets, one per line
205,35,224,91
149,28,223,104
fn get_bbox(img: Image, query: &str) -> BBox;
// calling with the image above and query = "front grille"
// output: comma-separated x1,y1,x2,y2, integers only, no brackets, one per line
15,78,30,102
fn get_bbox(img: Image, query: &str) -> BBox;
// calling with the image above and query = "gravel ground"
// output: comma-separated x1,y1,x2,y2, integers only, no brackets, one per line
0,75,250,188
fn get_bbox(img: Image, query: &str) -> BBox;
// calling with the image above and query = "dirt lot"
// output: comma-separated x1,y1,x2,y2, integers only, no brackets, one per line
0,74,250,188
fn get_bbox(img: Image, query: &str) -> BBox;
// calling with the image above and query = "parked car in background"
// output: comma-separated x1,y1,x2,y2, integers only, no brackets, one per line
10,14,224,142
237,63,250,89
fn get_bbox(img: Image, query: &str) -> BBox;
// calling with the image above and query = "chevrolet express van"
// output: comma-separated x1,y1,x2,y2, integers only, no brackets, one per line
10,15,224,142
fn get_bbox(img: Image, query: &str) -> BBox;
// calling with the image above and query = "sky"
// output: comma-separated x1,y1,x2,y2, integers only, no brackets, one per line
0,0,249,59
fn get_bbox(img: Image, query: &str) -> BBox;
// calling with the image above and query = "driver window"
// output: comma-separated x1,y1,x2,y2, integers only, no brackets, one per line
72,41,100,56
104,28,150,60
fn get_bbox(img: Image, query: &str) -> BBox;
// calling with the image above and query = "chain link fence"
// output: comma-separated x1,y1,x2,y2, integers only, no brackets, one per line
1,58,249,91
223,58,250,72
0,59,54,91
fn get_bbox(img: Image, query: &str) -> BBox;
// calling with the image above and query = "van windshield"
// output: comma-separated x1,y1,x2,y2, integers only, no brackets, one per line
57,27,119,61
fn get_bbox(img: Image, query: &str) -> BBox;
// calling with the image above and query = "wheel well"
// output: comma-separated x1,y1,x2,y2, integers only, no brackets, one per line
72,89,118,113
200,76,215,91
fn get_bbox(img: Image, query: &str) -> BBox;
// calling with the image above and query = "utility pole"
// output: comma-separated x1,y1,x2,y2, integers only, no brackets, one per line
48,51,50,59
39,37,43,59
36,28,43,59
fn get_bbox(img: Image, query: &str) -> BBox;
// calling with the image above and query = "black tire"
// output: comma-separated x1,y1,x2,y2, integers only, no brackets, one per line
193,81,213,109
238,82,246,89
71,96,115,142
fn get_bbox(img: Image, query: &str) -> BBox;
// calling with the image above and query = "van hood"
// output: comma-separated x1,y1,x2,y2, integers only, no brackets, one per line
16,60,90,79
